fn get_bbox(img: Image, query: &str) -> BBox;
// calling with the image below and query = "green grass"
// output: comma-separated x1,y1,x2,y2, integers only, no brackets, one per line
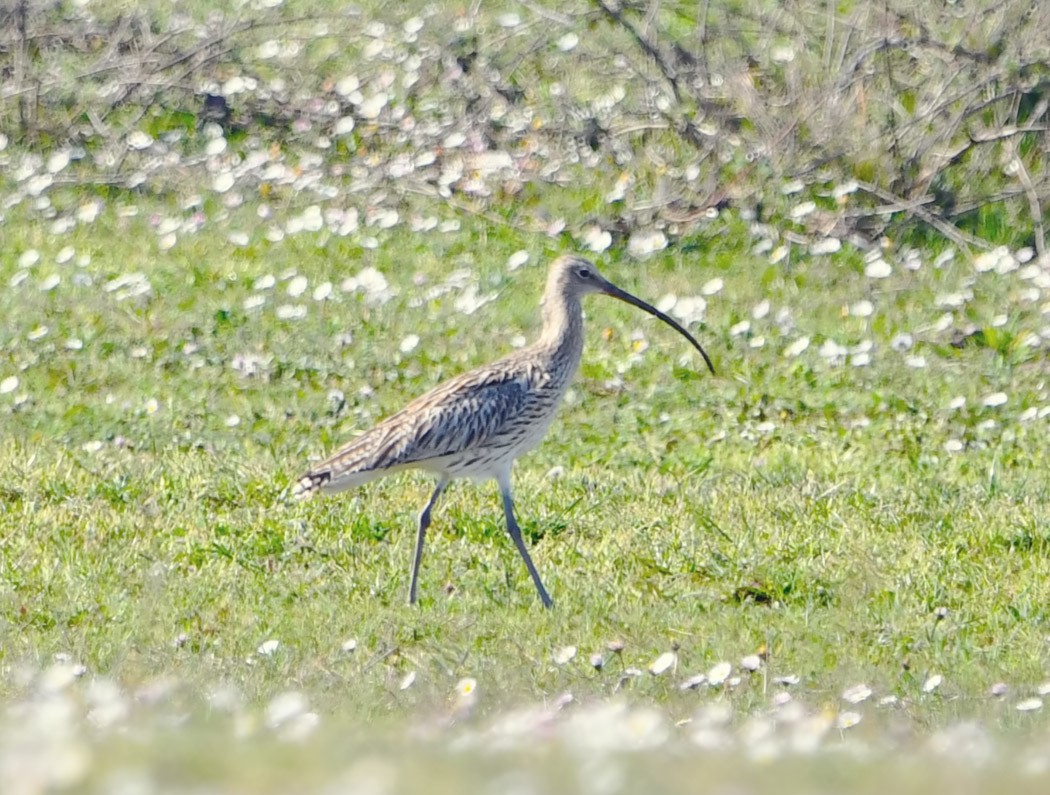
4,190,1050,788
5,2,1050,790
4,201,1050,685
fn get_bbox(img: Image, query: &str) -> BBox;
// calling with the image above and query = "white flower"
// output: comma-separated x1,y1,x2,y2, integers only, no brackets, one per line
127,131,153,150
891,333,914,351
507,251,529,271
286,275,308,297
810,238,841,255
557,33,579,51
865,259,892,278
701,278,724,296
581,225,612,253
358,93,388,120
47,150,71,174
982,392,1008,408
850,300,874,317
649,651,676,676
265,691,306,728
922,674,943,693
257,639,280,656
740,654,762,671
836,711,862,729
707,662,732,686
554,646,577,665
789,200,816,219
627,230,667,258
212,171,235,193
670,296,707,326
783,337,810,358
842,683,872,704
333,116,356,136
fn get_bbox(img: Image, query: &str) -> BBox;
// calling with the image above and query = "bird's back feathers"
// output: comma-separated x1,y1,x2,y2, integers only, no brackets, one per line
293,352,555,497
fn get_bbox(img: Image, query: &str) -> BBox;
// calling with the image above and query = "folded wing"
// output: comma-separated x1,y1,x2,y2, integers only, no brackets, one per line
294,366,533,495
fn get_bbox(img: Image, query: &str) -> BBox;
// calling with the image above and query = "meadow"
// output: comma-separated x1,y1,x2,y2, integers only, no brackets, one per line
3,1,1050,791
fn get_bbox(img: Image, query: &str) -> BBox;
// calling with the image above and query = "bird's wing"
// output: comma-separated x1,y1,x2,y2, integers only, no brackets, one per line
296,363,535,492
374,366,534,467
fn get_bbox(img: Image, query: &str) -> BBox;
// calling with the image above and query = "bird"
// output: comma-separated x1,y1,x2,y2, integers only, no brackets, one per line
293,254,715,608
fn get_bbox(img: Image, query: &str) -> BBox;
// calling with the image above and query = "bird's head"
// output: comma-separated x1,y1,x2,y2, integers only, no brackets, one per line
544,254,715,374
546,254,612,298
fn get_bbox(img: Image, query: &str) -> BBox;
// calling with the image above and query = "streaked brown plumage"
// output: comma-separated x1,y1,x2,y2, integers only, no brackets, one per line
293,254,714,608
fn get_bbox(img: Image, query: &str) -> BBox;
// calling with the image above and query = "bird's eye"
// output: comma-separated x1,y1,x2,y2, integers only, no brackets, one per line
579,268,591,278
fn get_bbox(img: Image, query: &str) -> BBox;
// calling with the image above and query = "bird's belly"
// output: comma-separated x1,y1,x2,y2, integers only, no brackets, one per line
423,409,559,481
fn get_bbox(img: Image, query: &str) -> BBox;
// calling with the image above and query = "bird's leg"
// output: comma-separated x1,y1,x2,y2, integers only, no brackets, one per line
409,477,448,605
497,472,554,609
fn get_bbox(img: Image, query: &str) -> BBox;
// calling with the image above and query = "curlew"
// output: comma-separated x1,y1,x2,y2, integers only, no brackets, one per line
293,254,714,608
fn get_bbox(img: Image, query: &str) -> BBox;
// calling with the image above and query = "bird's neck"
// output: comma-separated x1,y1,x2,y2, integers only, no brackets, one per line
537,288,585,372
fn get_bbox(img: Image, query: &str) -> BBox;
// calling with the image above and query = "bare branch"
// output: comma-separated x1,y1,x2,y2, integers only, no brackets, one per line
594,0,683,101
854,180,992,255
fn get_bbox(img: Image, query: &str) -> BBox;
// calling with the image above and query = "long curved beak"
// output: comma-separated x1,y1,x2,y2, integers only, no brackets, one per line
601,281,715,375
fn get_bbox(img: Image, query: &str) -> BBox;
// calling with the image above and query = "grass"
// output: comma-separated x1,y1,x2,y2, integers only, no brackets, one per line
4,198,1050,783
4,2,1050,791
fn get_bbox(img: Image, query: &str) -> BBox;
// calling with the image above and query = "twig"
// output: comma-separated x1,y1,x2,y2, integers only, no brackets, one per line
970,124,1050,143
609,120,671,136
516,0,574,27
840,195,936,216
97,14,335,122
594,0,682,101
399,183,536,233
854,179,991,255
1007,95,1049,257
948,188,1050,218
15,0,30,139
1014,154,1046,257
697,0,711,76
98,27,241,120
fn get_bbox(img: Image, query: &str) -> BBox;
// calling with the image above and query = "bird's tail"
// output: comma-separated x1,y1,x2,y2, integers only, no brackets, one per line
291,470,331,499
292,465,384,499
292,428,402,499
